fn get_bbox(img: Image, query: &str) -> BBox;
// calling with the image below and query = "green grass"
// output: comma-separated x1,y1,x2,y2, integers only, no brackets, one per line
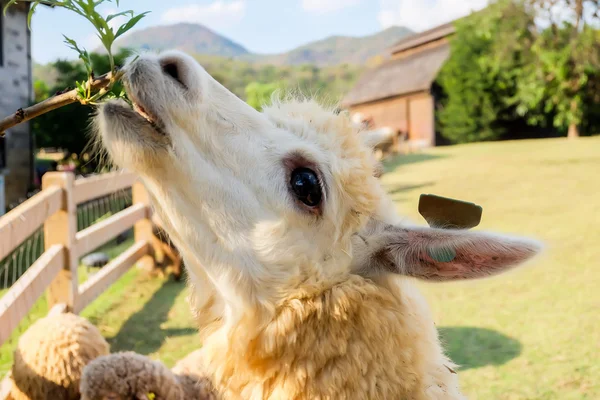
2,137,599,399
80,269,202,367
381,137,600,399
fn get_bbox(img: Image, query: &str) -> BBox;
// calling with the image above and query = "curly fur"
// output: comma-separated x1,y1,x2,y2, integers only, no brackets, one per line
10,313,109,400
172,350,217,400
80,352,215,400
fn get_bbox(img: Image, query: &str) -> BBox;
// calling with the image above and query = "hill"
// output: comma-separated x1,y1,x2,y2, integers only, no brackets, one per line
101,23,412,66
33,62,59,87
107,23,250,58
190,54,364,101
35,54,365,105
246,26,413,66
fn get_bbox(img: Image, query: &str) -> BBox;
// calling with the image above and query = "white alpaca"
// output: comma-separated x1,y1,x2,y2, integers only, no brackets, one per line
95,50,541,399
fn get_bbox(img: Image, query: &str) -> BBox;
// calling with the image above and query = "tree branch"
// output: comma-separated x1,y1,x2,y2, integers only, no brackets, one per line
0,71,120,136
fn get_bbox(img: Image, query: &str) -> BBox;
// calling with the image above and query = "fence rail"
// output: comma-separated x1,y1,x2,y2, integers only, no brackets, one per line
0,171,171,348
76,240,149,313
0,186,62,262
75,203,147,257
73,171,137,205
0,245,64,343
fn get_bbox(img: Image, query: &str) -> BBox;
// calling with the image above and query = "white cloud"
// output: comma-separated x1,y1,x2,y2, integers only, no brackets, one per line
161,0,246,30
378,0,488,31
302,0,362,14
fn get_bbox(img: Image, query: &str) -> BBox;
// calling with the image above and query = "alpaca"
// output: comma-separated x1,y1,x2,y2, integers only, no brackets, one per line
95,50,541,399
80,351,215,400
8,312,214,400
9,313,109,400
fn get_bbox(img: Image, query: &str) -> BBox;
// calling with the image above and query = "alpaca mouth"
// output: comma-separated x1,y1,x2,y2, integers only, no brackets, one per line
132,102,159,126
128,95,167,136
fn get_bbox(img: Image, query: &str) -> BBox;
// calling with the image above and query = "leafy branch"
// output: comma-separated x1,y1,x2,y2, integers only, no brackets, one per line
0,0,149,135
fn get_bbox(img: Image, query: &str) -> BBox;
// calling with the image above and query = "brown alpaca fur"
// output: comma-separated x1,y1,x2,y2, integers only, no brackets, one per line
10,313,109,400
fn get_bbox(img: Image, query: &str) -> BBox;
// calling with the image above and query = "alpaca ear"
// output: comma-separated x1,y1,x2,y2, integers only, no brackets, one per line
351,219,542,281
361,128,393,149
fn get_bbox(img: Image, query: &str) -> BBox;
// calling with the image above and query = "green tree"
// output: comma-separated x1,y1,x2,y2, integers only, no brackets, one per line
33,80,50,102
520,0,600,137
245,82,283,110
32,49,132,159
436,0,536,143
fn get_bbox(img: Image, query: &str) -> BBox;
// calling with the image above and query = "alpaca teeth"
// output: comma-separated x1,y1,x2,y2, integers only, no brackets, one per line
132,101,167,136
133,102,155,124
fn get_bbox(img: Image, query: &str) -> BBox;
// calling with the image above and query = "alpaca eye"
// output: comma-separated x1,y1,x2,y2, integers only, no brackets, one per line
290,168,322,207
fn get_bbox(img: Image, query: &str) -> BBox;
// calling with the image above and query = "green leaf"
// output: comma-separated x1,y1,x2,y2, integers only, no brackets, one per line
75,80,88,99
27,1,42,29
100,34,114,52
63,35,93,76
3,0,19,16
63,35,81,53
106,10,133,23
115,11,149,39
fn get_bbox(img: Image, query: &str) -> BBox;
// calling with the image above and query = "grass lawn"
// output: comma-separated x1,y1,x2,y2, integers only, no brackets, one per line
2,137,599,399
380,136,600,399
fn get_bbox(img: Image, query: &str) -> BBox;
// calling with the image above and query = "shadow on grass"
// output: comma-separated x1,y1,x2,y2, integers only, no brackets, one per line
383,153,447,172
387,182,434,195
438,326,522,371
108,278,196,355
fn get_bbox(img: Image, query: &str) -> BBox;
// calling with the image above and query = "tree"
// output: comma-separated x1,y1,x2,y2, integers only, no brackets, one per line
436,0,536,143
31,49,132,158
522,0,600,137
245,82,283,111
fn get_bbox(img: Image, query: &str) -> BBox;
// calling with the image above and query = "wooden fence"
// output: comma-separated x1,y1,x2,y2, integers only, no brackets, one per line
0,170,177,348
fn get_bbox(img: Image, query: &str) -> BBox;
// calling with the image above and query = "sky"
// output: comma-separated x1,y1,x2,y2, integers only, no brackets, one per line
30,0,489,64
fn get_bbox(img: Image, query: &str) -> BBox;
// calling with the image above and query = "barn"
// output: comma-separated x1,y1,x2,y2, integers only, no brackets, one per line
0,0,33,215
342,22,456,151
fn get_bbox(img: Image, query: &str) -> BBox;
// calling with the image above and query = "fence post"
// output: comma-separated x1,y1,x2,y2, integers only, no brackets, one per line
42,172,78,312
132,180,159,271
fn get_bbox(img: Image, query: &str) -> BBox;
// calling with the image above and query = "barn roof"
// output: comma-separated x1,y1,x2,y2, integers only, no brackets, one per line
341,44,450,107
388,22,455,55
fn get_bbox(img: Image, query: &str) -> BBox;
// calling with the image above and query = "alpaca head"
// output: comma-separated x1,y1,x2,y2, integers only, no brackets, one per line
96,50,541,320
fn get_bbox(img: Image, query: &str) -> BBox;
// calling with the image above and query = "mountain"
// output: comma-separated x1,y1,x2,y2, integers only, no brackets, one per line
108,23,250,58
104,23,413,67
246,26,414,66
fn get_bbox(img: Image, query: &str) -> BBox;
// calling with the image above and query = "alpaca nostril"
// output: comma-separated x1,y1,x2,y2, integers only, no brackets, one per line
161,61,186,89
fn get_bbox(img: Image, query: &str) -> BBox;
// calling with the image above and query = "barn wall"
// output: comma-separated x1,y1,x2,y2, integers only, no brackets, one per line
408,93,435,146
349,91,435,148
350,96,409,133
0,4,32,210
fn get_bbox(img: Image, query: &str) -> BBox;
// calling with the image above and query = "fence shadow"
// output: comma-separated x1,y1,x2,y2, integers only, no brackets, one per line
387,182,434,195
438,326,522,371
107,278,196,355
383,153,447,172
